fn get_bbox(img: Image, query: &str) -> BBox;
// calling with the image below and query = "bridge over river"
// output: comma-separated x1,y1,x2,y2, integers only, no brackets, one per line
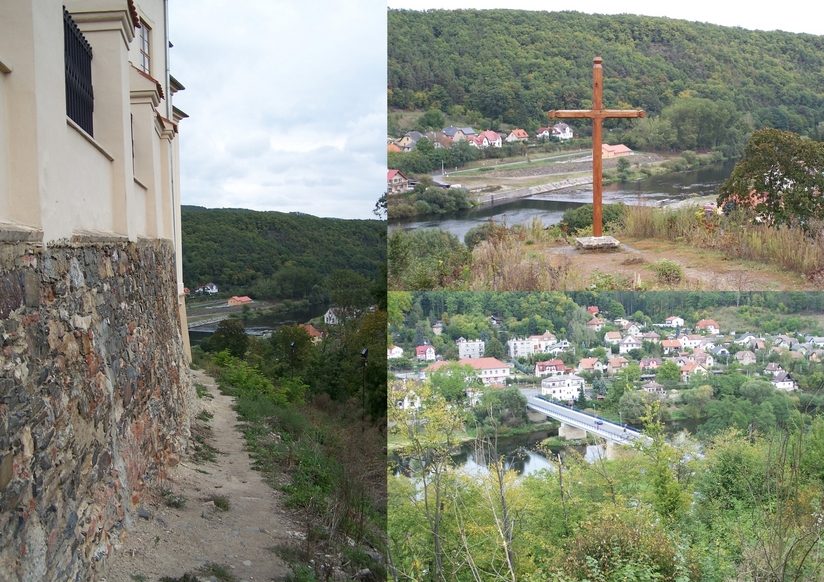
526,396,649,447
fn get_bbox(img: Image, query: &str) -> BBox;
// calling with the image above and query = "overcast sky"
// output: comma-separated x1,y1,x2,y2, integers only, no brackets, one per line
168,0,386,220
388,1,824,36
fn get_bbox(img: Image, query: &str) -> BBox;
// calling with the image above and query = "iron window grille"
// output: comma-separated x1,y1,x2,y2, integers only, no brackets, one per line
64,6,94,136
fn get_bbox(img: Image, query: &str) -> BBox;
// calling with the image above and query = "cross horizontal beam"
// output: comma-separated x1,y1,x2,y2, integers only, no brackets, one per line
549,109,646,119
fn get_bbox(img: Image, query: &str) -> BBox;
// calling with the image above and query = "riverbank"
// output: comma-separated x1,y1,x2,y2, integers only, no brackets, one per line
387,420,558,452
186,298,319,329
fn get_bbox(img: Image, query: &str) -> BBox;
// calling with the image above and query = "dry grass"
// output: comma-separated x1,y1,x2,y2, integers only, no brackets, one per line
620,205,824,284
469,224,581,290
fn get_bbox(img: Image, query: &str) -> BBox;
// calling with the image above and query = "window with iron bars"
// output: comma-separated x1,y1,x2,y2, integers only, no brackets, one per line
63,6,93,136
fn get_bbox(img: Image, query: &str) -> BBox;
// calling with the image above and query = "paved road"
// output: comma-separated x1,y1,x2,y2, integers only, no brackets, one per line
526,396,644,444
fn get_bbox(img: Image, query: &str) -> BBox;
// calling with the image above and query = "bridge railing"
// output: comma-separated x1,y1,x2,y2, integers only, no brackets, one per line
532,396,642,435
527,398,642,443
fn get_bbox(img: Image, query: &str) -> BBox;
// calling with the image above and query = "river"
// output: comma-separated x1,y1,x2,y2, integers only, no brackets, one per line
187,302,330,346
389,160,736,242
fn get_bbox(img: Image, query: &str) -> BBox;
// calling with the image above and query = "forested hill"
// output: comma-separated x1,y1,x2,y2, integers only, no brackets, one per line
181,206,385,299
389,9,824,145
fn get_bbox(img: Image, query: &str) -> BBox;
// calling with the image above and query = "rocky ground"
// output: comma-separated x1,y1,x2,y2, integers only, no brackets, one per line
100,369,299,582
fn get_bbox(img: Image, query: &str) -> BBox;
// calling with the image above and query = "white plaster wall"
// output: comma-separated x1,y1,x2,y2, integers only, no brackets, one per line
130,179,147,236
0,72,10,221
64,123,114,232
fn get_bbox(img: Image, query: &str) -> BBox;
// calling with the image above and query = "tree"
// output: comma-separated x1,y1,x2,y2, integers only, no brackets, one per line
206,319,249,358
484,337,505,359
430,362,477,403
718,128,824,229
269,324,314,377
418,109,445,131
656,360,681,384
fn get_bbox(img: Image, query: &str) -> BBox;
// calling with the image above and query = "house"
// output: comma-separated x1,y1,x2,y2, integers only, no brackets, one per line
300,324,324,344
426,358,511,386
602,143,632,158
583,318,603,332
467,134,488,148
227,295,252,306
394,383,421,410
324,307,347,325
541,374,585,402
545,340,573,356
695,319,721,334
607,357,630,375
692,351,715,368
619,336,642,354
642,381,666,398
535,127,551,140
661,339,682,354
621,323,642,336
387,345,404,359
587,306,600,315
508,337,535,358
709,345,730,359
735,333,758,346
195,282,219,295
764,362,784,376
505,128,529,142
442,126,468,141
604,331,623,346
639,358,662,371
535,359,565,377
772,372,796,391
530,331,559,352
679,334,704,350
432,322,444,336
642,331,661,343
416,345,436,362
681,362,708,382
456,337,485,359
552,123,574,140
735,350,757,366
578,358,605,374
665,316,685,328
479,130,502,148
387,169,411,195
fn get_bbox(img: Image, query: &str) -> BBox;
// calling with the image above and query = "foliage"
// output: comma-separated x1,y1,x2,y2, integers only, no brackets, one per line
388,229,471,290
387,186,472,219
718,128,824,229
484,336,505,359
181,206,384,298
652,259,684,287
204,319,249,358
561,203,627,234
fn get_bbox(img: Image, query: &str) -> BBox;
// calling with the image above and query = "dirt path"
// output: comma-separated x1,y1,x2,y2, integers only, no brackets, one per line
101,369,298,582
546,238,818,291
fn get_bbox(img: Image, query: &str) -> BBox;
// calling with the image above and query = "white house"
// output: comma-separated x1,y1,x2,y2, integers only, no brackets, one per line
695,319,720,335
541,374,585,401
578,357,605,374
427,357,511,386
324,308,344,325
415,345,436,362
508,337,535,358
551,123,573,140
604,331,622,346
535,359,565,377
618,336,642,354
772,371,796,391
530,331,559,352
457,337,485,359
665,316,685,328
387,345,404,359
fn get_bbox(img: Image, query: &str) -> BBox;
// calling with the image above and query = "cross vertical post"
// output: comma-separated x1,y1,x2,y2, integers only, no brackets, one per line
549,57,645,241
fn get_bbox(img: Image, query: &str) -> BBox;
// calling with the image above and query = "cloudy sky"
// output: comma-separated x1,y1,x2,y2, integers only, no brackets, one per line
388,1,824,36
168,0,386,220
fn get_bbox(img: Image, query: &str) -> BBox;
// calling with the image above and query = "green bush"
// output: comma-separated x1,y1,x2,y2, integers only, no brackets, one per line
652,259,684,286
561,203,628,233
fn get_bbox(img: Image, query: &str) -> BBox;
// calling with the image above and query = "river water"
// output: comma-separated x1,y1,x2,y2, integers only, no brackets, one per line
188,302,329,346
389,160,736,242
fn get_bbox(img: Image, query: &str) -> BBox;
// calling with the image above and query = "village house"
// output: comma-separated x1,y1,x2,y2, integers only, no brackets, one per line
639,358,662,371
665,316,685,328
505,128,529,142
508,337,535,358
586,318,605,332
764,362,784,376
679,334,704,350
432,322,444,335
607,357,630,375
541,374,585,402
618,336,642,354
387,345,404,359
394,382,421,411
681,362,708,383
300,324,323,344
661,339,681,354
621,322,642,336
530,331,559,351
416,345,436,362
552,123,574,140
427,357,511,386
695,319,721,334
587,306,600,315
772,371,796,391
642,331,661,343
535,359,565,377
577,357,605,374
324,307,344,325
604,331,622,346
642,380,666,398
227,295,252,306
735,350,757,366
387,169,411,195
602,143,632,158
456,337,485,359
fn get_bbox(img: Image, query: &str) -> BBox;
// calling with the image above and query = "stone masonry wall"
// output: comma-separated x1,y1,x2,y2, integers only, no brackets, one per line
0,236,195,581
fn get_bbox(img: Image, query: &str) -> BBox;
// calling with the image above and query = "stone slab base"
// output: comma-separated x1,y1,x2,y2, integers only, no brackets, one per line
575,235,620,249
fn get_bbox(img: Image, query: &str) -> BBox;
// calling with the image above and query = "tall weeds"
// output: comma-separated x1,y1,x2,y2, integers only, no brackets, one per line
620,205,824,282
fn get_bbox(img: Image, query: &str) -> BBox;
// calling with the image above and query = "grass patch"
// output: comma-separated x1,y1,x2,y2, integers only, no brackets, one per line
159,574,202,582
195,563,238,581
190,423,219,464
196,409,214,422
203,494,230,511
195,383,212,398
162,489,187,509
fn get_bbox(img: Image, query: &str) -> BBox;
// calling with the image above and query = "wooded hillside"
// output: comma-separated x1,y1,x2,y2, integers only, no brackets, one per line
181,206,385,298
389,9,824,150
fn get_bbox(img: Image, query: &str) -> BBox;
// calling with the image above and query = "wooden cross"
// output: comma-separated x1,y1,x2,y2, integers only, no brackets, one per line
549,57,645,238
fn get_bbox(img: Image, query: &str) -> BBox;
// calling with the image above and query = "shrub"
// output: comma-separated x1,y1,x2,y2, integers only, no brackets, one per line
652,259,684,286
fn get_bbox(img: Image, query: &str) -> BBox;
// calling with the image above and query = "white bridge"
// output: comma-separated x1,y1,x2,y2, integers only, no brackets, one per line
527,396,646,446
